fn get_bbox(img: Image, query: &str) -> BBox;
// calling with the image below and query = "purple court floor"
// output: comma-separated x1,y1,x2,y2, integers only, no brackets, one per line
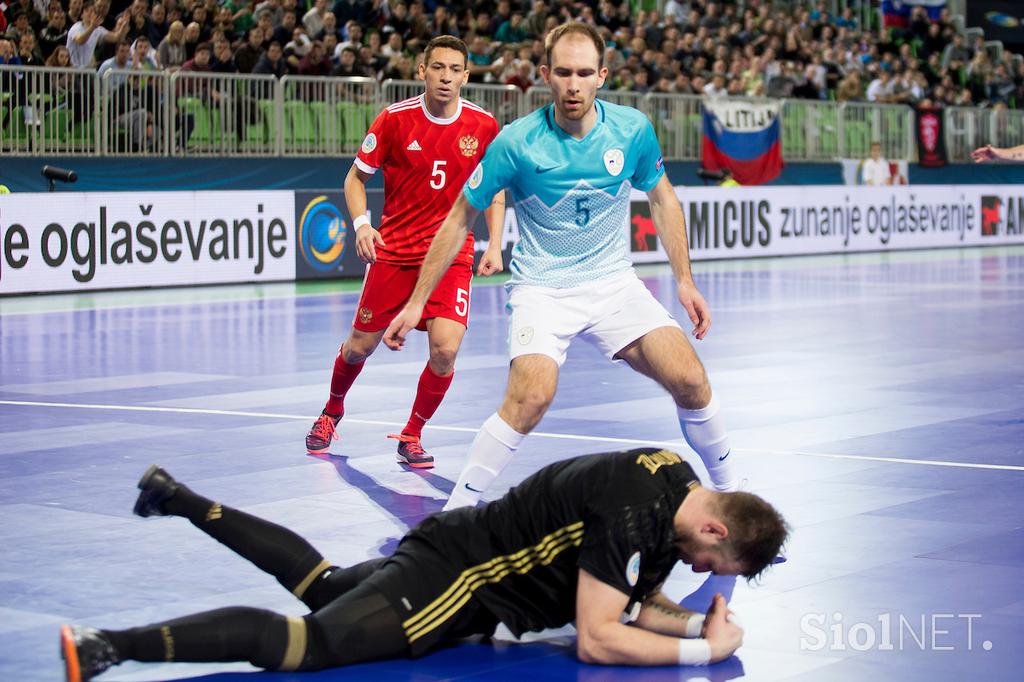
1,246,1023,681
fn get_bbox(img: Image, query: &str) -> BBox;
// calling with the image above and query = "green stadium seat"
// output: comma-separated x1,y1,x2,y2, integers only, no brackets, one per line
243,118,266,146
309,101,340,148
285,100,316,145
844,120,871,157
337,101,375,149
177,96,211,146
1,106,29,149
43,108,69,145
782,106,807,157
882,108,905,148
258,99,281,148
208,105,228,149
70,119,95,149
653,120,675,155
814,107,839,157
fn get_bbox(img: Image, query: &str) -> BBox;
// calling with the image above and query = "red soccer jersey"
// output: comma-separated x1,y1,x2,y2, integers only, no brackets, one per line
354,94,500,266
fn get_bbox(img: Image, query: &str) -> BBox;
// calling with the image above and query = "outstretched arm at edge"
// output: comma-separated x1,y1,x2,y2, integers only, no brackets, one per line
383,193,479,349
647,174,712,340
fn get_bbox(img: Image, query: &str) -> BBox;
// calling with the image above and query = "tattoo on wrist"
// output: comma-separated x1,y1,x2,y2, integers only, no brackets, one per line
650,602,689,620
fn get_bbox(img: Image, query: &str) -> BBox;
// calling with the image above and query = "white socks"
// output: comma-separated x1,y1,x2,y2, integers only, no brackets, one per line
443,413,525,511
677,395,738,492
443,401,731,509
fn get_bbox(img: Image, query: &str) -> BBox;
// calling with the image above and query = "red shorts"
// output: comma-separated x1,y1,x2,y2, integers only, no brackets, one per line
352,260,472,333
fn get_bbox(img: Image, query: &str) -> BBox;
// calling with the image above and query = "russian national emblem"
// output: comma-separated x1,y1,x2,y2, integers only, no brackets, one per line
459,135,479,157
358,307,373,324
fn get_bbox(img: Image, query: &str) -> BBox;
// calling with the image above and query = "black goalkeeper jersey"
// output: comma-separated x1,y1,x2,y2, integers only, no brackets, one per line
403,448,699,637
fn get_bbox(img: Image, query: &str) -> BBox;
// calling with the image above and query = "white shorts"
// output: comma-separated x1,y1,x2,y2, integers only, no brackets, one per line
506,270,680,366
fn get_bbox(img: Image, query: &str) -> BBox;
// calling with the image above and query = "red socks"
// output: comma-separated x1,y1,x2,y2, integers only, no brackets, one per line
325,353,453,438
325,352,365,416
403,364,454,438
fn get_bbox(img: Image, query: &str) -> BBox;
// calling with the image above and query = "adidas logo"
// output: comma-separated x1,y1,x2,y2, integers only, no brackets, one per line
407,140,422,151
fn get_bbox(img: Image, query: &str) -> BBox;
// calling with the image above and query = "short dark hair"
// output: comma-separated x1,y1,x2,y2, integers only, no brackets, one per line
423,35,468,67
716,491,789,581
545,21,605,69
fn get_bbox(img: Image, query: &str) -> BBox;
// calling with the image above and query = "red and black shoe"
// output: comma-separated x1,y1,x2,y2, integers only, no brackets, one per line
388,433,434,469
306,412,340,455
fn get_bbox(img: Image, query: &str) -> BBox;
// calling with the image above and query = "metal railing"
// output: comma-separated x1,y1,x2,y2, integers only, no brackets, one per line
944,106,988,163
169,70,280,157
990,106,1024,150
102,68,169,155
839,101,914,161
278,75,377,156
383,80,524,128
0,65,98,155
645,93,704,160
4,66,1024,163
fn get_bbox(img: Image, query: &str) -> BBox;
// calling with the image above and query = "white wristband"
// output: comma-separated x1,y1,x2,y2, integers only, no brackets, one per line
684,614,705,638
353,214,371,230
678,638,712,666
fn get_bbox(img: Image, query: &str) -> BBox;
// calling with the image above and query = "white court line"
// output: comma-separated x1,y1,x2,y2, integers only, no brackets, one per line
7,246,1023,318
2,399,1022,472
0,276,508,318
0,287,364,318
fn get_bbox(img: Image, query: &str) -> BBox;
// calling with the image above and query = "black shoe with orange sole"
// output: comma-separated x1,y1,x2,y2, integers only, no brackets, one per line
60,624,119,682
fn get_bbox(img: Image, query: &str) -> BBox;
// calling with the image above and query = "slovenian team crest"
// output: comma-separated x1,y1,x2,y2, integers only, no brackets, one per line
468,164,483,189
517,326,534,346
459,135,479,157
626,551,641,586
603,148,624,176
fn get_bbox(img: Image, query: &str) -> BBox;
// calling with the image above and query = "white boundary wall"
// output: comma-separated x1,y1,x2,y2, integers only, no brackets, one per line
3,185,1023,295
0,191,295,294
624,184,1024,264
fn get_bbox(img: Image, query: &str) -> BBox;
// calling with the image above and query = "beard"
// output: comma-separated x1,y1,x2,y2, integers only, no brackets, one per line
557,95,592,120
673,528,698,565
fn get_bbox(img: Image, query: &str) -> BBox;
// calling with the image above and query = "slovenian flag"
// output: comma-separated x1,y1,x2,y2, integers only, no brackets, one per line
701,99,783,186
882,0,947,28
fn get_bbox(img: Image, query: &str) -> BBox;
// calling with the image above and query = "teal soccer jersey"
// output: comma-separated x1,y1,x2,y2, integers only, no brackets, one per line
463,100,666,288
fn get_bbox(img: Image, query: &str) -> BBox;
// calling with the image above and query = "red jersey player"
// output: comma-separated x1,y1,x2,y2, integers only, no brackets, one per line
305,35,504,468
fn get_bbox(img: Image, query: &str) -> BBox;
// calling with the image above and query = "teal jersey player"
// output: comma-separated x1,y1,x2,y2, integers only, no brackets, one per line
385,23,745,521
463,99,665,288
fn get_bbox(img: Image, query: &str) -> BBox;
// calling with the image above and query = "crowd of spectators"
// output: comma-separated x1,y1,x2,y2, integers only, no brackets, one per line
3,0,1024,111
